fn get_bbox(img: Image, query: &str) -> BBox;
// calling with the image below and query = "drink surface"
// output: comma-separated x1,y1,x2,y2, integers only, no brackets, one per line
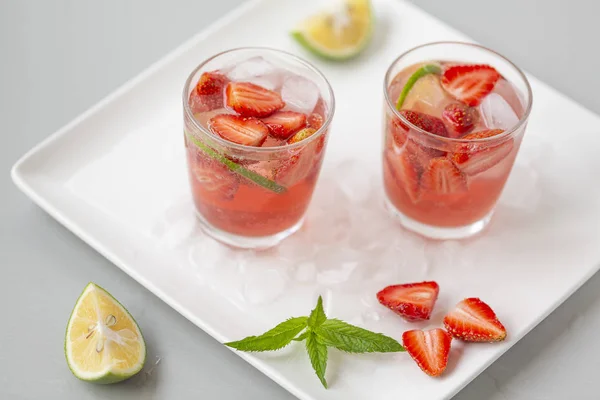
185,56,329,237
384,61,526,228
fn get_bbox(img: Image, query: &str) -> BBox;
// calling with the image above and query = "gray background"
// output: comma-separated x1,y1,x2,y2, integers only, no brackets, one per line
2,0,599,399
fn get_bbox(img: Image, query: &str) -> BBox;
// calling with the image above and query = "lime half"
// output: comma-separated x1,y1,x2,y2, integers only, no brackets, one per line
65,283,146,384
291,0,374,61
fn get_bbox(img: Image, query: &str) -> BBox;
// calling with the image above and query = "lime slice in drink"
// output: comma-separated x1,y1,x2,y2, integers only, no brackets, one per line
291,0,374,61
65,283,146,384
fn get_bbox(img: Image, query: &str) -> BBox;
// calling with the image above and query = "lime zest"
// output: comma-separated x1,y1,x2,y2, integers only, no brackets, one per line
185,131,287,194
395,64,442,110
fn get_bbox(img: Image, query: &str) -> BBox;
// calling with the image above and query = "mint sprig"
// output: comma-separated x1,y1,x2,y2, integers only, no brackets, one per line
224,296,404,388
224,317,307,352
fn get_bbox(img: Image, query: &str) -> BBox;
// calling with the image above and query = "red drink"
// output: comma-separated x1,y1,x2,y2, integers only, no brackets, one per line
383,42,532,239
183,48,334,249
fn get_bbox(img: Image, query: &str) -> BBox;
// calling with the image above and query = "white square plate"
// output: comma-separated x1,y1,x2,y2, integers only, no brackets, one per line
11,0,600,399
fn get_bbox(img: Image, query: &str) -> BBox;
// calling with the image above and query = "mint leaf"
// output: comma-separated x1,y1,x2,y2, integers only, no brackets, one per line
306,332,328,388
224,317,308,352
396,63,442,110
185,131,287,194
293,331,309,342
307,296,327,329
315,319,405,353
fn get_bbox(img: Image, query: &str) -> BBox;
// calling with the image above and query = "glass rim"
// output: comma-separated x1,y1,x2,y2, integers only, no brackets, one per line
383,41,533,144
183,46,336,153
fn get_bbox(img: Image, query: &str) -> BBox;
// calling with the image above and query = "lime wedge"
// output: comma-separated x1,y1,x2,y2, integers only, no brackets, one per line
65,283,146,384
396,64,442,110
291,0,374,61
185,131,287,194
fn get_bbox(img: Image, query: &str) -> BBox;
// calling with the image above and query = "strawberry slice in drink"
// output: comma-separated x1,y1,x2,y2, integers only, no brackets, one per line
402,328,452,377
196,71,229,96
452,129,514,176
188,71,229,113
398,110,449,138
209,114,269,147
226,82,285,118
376,281,439,321
191,157,239,201
262,111,307,139
442,102,478,137
395,110,447,171
441,64,501,107
385,150,420,203
421,158,468,196
443,297,507,342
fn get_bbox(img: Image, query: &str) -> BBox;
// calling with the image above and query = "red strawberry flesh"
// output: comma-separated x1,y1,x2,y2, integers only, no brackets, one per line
385,150,421,203
443,297,507,342
402,328,452,377
196,71,229,96
441,64,501,107
226,82,285,118
452,129,513,176
377,281,439,321
308,113,324,130
421,158,468,195
442,102,478,137
399,110,449,138
209,114,269,147
262,111,307,139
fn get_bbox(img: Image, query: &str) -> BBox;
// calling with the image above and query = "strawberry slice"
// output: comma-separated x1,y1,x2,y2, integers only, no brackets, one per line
208,115,269,147
443,298,507,342
421,158,467,195
399,110,449,138
389,116,408,147
287,128,317,145
191,158,239,201
196,71,229,96
404,140,446,172
452,129,513,176
376,281,439,321
385,150,420,203
308,113,324,130
262,111,307,139
442,102,478,137
226,82,285,117
441,65,500,106
402,328,452,377
188,90,223,113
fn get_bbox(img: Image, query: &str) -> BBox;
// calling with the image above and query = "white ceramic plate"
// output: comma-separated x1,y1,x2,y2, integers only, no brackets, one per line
11,0,600,399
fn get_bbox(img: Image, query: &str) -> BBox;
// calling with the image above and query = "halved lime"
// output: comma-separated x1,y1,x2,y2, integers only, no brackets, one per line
291,0,374,61
65,283,146,384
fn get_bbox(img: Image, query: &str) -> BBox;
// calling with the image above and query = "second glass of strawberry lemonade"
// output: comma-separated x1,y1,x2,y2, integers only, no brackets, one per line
383,42,533,239
183,48,335,249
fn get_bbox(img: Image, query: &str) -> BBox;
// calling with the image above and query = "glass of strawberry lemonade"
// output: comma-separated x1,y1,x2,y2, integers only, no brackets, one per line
383,42,532,239
183,48,334,249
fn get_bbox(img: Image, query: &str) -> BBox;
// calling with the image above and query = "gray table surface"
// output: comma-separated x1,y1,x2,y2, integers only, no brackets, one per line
2,0,600,399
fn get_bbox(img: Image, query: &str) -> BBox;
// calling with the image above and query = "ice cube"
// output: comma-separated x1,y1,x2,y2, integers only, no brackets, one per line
227,57,283,90
281,75,320,114
293,261,317,283
402,74,452,115
243,269,287,305
479,93,520,130
188,238,236,270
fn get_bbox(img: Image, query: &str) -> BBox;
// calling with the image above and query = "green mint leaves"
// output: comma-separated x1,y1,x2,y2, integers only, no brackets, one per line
224,296,405,389
225,317,308,352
